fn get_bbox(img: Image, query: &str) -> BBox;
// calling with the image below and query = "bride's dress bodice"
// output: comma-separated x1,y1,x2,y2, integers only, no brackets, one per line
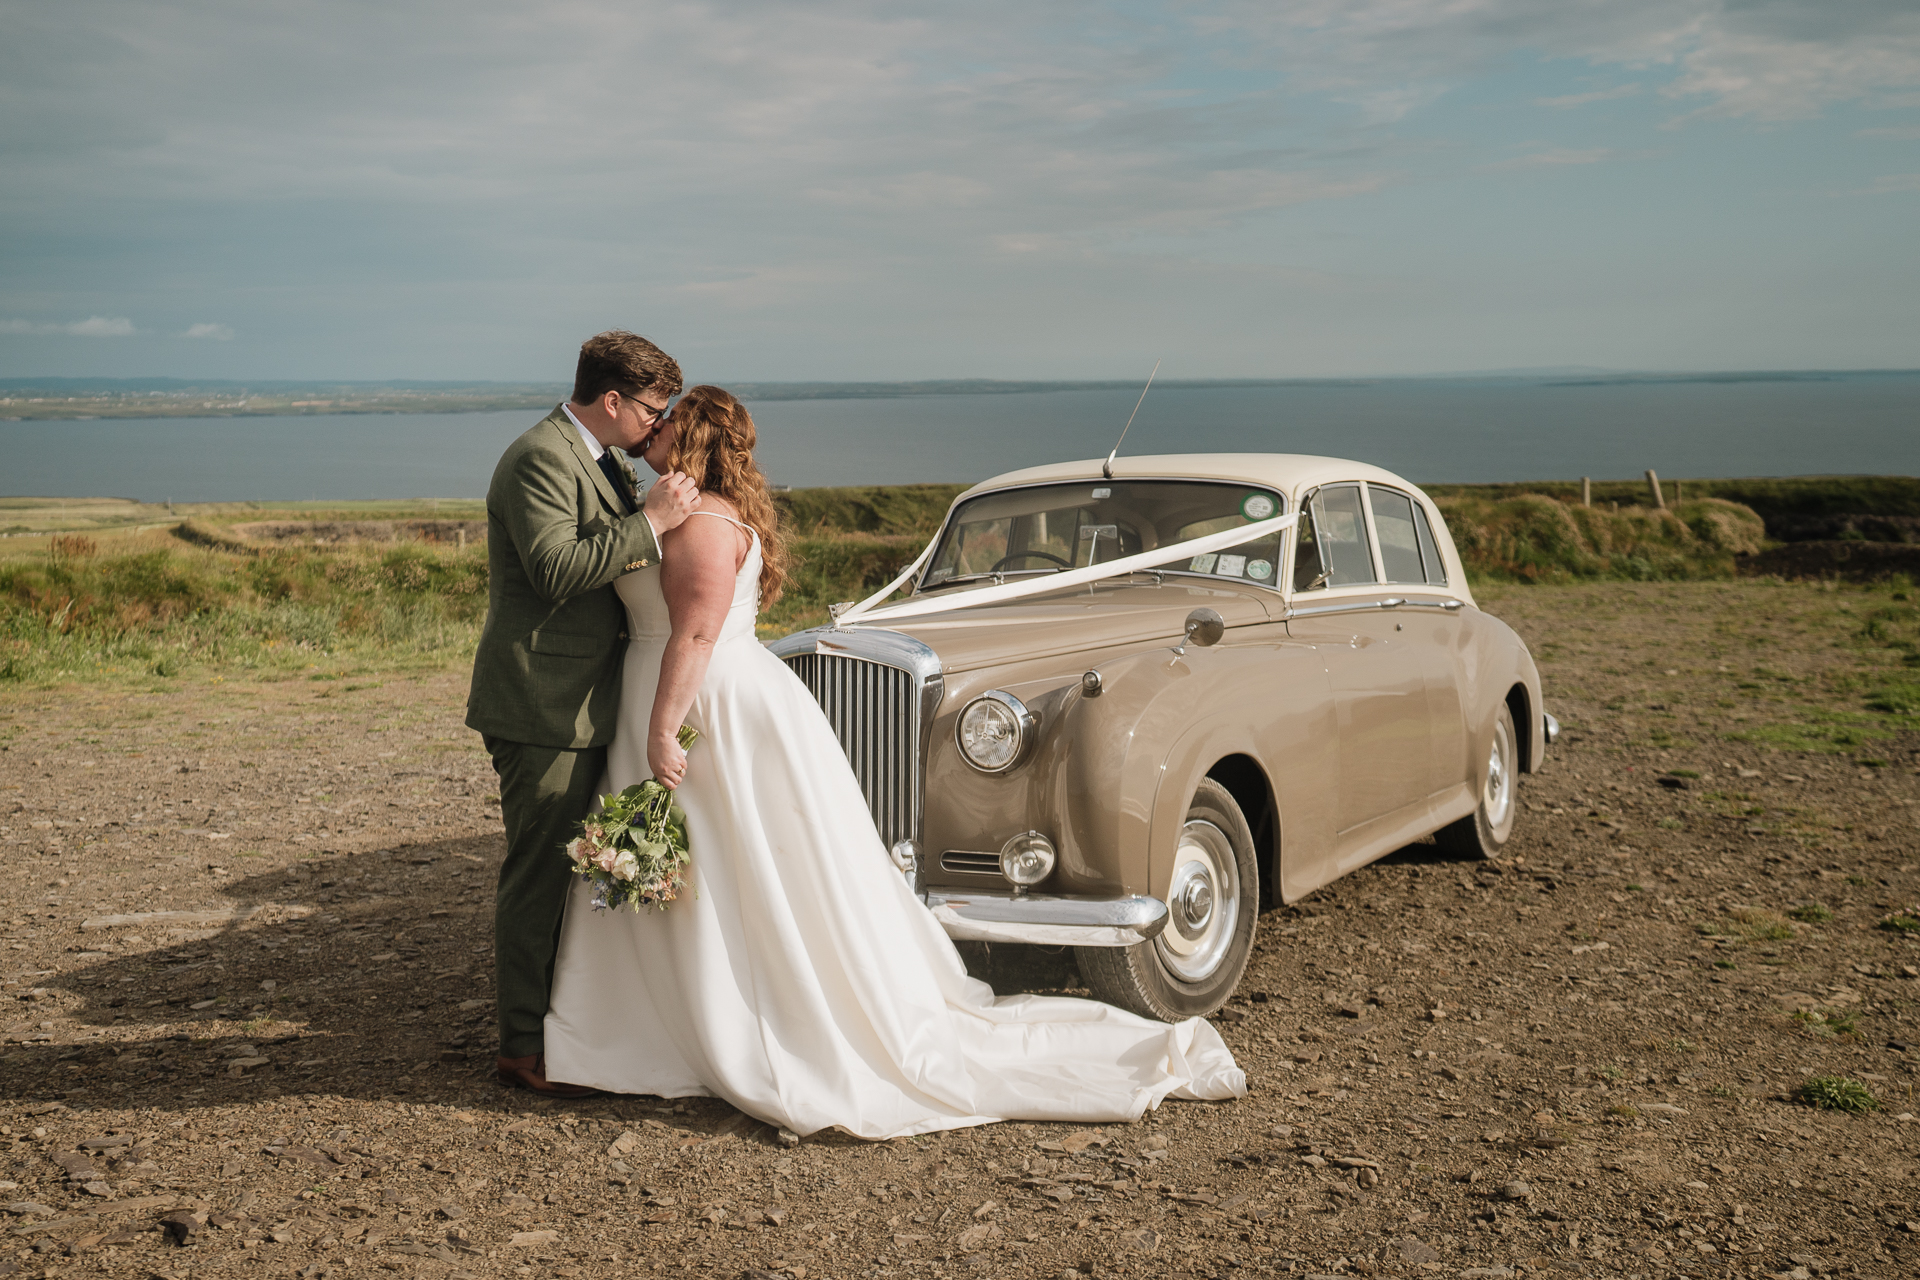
614,517,761,647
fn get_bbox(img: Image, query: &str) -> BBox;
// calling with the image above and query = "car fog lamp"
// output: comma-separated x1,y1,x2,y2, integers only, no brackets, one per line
956,691,1034,773
999,831,1056,888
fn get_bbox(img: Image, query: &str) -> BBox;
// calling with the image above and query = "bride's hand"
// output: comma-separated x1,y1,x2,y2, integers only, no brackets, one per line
648,730,689,789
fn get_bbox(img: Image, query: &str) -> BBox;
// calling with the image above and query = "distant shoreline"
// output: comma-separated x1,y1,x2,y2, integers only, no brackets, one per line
3,369,1917,421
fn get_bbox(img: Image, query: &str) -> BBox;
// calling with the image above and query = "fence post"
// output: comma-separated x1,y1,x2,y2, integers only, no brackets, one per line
1645,469,1665,510
1581,477,1591,507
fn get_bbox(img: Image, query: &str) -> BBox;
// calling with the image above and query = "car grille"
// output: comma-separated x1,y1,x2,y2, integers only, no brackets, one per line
781,652,923,849
939,851,1002,875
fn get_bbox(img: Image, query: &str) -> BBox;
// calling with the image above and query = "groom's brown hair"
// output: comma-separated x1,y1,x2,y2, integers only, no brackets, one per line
572,331,683,405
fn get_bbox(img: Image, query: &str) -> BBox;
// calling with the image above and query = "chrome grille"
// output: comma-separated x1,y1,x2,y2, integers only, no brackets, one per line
782,652,922,849
940,851,1002,875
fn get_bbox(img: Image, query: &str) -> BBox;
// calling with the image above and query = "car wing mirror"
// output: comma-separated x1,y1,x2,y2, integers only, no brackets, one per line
1173,607,1225,656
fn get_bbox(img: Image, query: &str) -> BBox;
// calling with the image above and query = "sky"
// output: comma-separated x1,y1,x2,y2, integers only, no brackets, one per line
2,0,1917,383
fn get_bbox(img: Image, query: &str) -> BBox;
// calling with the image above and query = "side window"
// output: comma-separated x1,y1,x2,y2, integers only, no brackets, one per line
1369,487,1428,585
1412,502,1448,585
1298,486,1377,589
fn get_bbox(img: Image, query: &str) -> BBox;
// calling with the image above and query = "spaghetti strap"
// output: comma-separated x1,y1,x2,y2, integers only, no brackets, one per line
688,509,757,544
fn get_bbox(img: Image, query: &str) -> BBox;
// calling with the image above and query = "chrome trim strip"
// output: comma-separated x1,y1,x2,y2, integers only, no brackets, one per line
1283,595,1466,619
769,626,943,682
1544,711,1561,746
1284,597,1405,619
924,889,1169,947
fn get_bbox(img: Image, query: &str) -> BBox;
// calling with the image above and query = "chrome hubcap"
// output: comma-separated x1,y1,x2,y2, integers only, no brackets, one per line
1485,717,1514,831
1155,820,1239,983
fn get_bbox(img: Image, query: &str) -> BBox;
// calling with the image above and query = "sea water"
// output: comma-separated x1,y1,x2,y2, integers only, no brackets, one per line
3,374,1915,501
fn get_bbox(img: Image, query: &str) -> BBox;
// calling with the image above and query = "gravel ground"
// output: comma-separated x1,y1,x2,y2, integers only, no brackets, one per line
0,580,1916,1280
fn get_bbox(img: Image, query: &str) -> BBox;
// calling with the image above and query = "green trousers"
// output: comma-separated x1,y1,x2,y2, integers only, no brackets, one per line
484,735,607,1060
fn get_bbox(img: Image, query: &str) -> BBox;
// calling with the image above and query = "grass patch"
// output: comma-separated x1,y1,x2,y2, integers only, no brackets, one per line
1796,1076,1878,1113
1724,711,1903,754
1792,1008,1859,1039
1788,902,1834,923
1700,905,1797,943
1,529,487,685
1879,909,1920,935
1433,494,1763,585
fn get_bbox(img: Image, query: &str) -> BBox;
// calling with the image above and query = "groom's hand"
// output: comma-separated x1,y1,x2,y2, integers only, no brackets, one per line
644,471,699,534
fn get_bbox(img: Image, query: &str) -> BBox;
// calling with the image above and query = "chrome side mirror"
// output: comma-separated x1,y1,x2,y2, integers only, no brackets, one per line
1173,607,1225,656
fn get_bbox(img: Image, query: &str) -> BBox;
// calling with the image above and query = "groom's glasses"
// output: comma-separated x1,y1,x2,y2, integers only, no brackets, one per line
621,391,671,426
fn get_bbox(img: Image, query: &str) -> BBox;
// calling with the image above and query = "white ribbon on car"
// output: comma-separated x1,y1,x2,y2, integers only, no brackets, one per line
833,512,1297,628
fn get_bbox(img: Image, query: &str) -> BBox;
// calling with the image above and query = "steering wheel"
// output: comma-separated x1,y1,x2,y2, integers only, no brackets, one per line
989,550,1072,572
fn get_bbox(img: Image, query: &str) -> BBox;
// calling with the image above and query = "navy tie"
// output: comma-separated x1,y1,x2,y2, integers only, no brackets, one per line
597,452,636,514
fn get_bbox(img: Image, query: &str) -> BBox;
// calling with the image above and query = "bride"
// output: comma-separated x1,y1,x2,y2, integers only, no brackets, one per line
542,386,1245,1138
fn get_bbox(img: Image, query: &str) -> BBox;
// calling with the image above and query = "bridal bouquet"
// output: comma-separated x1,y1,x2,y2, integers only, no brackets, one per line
566,725,699,911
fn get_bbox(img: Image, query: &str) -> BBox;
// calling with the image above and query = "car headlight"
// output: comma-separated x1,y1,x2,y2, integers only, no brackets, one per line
999,831,1056,886
955,690,1035,773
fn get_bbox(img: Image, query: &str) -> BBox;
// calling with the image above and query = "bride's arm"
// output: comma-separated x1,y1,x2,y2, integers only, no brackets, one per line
648,514,741,787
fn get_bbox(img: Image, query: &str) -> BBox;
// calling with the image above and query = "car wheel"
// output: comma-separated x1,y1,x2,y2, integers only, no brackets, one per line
1078,777,1258,1022
1434,700,1518,860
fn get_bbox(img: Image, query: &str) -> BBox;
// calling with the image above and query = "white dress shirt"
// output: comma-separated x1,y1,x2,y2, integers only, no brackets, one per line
561,402,657,545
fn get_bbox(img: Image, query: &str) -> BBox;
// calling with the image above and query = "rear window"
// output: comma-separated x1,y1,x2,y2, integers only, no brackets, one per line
922,480,1287,590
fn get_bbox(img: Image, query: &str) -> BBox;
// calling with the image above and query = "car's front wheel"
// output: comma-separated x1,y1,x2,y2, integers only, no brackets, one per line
1078,777,1258,1022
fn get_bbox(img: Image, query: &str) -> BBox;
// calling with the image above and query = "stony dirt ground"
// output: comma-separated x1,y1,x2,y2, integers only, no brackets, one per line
0,579,1917,1280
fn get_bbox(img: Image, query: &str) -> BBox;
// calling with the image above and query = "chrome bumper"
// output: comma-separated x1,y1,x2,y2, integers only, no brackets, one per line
924,889,1169,947
1544,711,1561,746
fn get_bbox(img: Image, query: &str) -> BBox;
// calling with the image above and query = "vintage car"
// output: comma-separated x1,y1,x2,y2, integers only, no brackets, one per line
769,454,1555,1021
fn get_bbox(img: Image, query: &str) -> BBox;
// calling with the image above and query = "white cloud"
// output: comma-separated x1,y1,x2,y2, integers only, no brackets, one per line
1199,0,1920,122
1536,84,1641,109
182,322,235,340
1855,173,1920,194
0,316,137,337
1487,147,1618,170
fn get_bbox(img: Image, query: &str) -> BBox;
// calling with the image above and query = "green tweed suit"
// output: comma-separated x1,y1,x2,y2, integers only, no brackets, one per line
468,405,662,1059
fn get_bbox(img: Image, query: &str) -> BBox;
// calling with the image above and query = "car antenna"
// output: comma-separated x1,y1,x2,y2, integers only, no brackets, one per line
1102,359,1160,480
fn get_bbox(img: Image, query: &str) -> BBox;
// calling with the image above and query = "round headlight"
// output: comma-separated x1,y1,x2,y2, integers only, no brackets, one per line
956,690,1034,773
999,831,1056,886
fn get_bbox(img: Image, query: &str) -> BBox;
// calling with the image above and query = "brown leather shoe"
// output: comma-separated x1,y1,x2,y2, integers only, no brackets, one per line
496,1053,601,1099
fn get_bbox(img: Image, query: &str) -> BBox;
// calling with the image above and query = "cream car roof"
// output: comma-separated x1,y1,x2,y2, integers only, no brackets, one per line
949,453,1473,605
957,453,1433,506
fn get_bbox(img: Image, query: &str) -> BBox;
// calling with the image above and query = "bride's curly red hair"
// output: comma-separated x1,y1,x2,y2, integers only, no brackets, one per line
664,386,789,607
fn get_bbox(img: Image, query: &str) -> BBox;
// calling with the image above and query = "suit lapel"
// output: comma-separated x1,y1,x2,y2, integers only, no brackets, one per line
547,407,627,519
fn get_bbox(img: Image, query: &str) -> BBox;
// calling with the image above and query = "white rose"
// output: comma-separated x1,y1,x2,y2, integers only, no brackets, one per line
611,850,640,882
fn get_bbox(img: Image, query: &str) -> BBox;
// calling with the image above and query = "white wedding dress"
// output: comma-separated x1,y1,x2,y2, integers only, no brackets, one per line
543,513,1245,1138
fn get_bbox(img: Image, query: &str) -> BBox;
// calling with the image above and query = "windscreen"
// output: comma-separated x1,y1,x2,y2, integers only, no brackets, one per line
920,480,1287,591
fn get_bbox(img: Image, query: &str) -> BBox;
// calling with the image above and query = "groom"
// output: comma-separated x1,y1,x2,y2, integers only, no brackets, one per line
467,330,698,1097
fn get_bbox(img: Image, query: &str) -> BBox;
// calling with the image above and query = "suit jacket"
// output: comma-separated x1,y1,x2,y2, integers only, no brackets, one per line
466,405,663,749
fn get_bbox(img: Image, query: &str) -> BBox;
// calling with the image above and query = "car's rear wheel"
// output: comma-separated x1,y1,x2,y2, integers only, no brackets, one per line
1434,700,1518,860
1078,777,1258,1022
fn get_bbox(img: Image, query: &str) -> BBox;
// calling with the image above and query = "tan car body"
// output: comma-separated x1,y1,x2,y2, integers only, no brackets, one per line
771,453,1547,1011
